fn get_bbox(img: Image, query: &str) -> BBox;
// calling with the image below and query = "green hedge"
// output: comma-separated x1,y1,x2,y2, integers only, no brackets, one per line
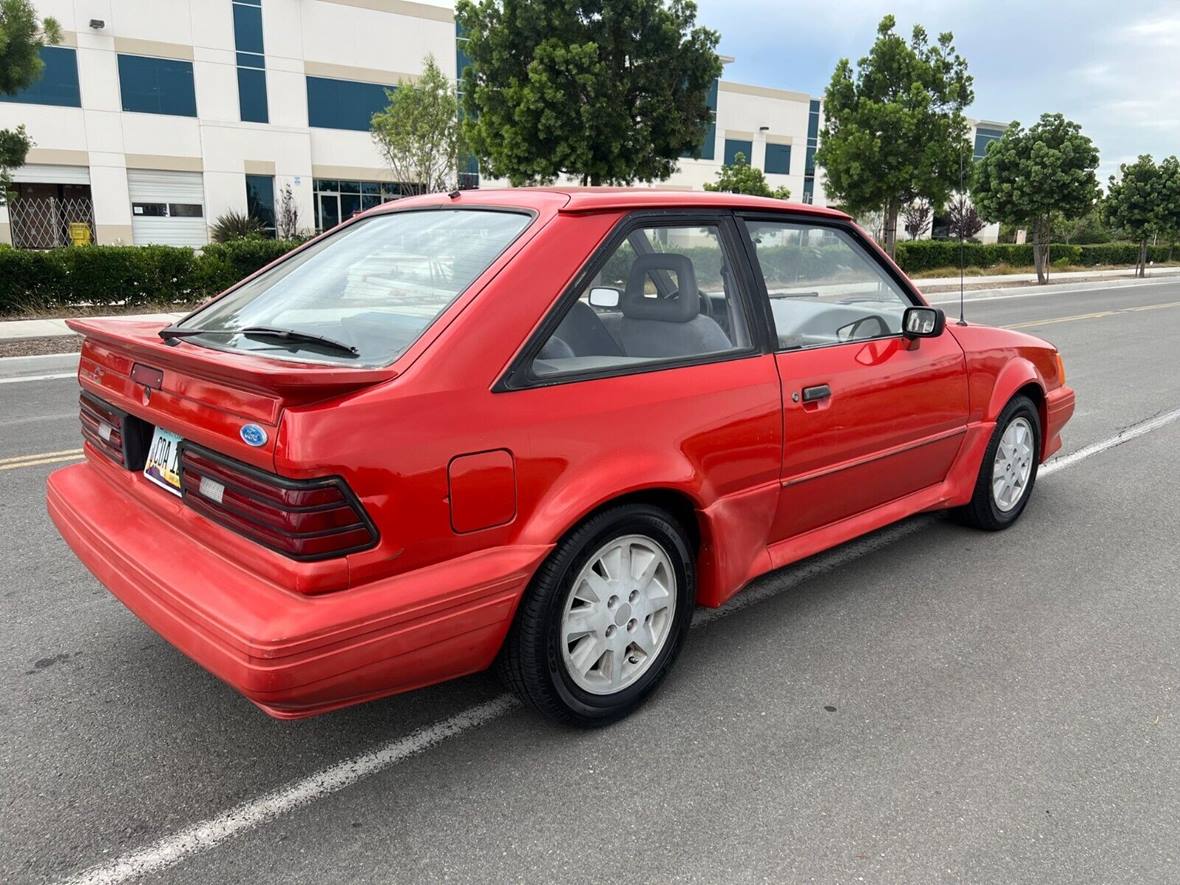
893,239,1174,273
0,239,304,314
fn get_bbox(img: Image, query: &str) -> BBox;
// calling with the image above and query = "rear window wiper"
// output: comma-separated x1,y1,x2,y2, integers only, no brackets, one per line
159,325,359,357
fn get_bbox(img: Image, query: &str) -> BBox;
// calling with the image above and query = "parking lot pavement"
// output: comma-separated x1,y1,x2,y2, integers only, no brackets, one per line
2,279,1178,884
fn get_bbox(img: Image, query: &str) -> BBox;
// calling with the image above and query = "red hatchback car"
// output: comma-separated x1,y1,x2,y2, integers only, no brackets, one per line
48,189,1074,726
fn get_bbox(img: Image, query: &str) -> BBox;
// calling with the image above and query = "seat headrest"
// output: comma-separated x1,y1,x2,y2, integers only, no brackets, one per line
623,253,699,323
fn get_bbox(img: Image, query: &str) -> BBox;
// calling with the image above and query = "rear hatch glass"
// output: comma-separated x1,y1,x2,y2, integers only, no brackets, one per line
175,208,531,367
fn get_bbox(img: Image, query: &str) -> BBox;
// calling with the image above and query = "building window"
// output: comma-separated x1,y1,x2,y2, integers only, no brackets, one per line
237,68,268,123
245,174,276,236
117,54,197,116
232,0,268,123
313,179,408,231
764,143,791,175
803,98,820,204
306,77,391,131
232,2,264,54
723,138,753,167
1,46,81,108
682,78,718,161
973,127,1004,160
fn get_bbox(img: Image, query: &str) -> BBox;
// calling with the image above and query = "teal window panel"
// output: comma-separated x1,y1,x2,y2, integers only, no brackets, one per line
764,143,791,175
973,127,1004,160
2,46,80,108
237,67,269,123
724,139,753,166
232,3,265,54
118,54,197,116
306,76,391,130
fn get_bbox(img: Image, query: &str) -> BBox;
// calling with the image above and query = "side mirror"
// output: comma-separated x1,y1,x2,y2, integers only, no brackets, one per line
588,287,621,309
902,306,945,339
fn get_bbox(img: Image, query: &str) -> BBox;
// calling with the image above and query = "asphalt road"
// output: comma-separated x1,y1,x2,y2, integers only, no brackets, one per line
2,279,1178,884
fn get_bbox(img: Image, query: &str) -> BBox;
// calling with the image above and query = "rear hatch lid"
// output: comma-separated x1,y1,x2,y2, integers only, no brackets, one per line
69,318,395,471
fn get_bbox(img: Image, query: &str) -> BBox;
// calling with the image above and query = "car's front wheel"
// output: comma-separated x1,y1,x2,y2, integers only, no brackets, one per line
956,394,1042,530
498,504,695,727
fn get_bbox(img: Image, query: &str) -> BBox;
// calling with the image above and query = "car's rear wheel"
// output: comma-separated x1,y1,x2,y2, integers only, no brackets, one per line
955,395,1041,530
498,504,695,727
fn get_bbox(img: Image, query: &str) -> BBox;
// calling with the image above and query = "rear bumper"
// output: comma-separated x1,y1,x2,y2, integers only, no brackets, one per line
47,460,549,718
1044,385,1076,460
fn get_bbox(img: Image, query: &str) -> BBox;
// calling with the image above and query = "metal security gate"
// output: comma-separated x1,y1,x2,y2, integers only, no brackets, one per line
127,170,207,247
8,192,96,249
8,164,96,249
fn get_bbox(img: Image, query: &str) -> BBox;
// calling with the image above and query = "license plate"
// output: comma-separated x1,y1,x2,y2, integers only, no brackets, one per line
143,427,184,496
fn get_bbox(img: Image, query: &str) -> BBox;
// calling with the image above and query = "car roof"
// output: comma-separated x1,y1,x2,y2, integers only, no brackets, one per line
375,187,850,220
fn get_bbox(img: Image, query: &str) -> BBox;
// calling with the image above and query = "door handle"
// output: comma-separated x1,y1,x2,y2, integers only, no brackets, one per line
801,384,831,403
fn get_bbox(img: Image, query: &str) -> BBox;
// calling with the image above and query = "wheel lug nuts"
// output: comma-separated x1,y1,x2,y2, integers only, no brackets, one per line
627,618,636,631
606,625,616,637
629,590,638,602
608,595,618,608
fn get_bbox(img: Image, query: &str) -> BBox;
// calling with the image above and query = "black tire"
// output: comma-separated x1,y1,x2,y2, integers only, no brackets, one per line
497,503,695,727
954,395,1042,531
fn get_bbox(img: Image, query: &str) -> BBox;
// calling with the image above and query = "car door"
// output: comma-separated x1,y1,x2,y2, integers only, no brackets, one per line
739,216,970,543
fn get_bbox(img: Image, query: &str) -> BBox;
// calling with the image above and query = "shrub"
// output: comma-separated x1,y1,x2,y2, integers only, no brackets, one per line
210,211,266,243
894,240,1083,273
0,239,304,315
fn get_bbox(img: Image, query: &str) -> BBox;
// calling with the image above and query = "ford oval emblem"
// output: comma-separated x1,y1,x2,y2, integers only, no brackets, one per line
240,424,268,447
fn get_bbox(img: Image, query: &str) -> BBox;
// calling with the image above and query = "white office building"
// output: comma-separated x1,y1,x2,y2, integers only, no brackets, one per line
0,0,998,249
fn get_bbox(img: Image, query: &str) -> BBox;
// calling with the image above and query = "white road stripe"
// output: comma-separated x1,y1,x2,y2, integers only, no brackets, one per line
59,697,519,885
0,371,76,384
55,406,1180,885
1040,407,1180,476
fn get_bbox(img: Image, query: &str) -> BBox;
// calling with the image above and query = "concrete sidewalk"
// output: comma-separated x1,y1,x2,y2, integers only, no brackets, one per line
0,312,185,341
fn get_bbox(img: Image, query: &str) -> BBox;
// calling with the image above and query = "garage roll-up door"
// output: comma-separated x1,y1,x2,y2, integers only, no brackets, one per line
127,170,207,247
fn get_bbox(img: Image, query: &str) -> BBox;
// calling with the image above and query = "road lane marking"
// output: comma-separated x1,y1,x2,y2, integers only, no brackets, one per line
55,406,1180,885
0,371,77,384
58,697,519,885
0,453,85,471
1040,407,1180,476
0,448,84,471
1006,299,1180,329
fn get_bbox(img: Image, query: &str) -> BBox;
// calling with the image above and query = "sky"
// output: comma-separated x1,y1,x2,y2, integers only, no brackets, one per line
693,0,1180,182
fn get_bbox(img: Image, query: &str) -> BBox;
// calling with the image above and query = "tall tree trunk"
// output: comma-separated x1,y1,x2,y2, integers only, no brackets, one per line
1137,239,1148,278
883,198,899,258
1032,217,1049,284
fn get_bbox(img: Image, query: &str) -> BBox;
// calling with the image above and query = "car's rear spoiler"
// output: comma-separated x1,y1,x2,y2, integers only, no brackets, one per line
67,318,398,400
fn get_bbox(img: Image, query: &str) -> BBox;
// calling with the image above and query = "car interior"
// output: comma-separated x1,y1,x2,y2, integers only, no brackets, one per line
531,221,911,377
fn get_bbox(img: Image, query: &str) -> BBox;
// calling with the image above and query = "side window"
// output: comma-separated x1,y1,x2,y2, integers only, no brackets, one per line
532,223,751,378
744,221,913,350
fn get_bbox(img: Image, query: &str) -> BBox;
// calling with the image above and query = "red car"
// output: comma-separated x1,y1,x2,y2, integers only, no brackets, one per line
48,190,1075,726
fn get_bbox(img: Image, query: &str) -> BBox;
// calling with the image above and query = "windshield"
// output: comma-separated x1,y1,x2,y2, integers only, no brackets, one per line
178,209,532,366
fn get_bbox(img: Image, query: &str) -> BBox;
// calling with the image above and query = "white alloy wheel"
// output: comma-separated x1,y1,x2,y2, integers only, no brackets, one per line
992,416,1035,512
560,534,677,695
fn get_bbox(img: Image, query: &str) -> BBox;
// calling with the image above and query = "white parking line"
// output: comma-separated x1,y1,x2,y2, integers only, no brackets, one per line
56,406,1180,885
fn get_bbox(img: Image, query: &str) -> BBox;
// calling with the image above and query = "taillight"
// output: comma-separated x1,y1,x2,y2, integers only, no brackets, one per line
179,446,377,560
79,394,150,468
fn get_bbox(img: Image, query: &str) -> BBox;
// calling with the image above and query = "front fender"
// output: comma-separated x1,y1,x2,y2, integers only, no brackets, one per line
985,357,1045,423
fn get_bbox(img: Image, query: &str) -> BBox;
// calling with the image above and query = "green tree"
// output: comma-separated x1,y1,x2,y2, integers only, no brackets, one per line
815,15,973,257
0,0,61,202
370,55,462,195
972,113,1100,284
1103,155,1180,275
703,152,790,199
455,0,722,186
